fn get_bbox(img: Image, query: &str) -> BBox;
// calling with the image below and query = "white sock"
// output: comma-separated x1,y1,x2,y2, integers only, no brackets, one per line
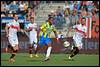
34,44,37,50
46,47,52,58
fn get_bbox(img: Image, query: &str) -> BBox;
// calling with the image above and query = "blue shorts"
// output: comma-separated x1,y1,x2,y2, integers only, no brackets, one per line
39,34,51,47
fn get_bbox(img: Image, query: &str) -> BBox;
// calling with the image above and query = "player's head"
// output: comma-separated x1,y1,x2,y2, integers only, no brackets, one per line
48,17,54,25
30,17,34,23
81,17,86,25
13,14,18,21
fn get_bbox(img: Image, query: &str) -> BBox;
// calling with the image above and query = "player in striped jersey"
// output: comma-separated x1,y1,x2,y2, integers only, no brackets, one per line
5,14,24,62
66,17,87,60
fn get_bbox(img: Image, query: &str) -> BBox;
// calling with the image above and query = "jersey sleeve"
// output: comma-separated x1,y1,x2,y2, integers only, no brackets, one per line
52,25,56,31
40,23,46,30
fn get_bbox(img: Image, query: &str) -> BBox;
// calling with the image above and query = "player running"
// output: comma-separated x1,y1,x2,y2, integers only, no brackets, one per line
24,17,38,58
5,14,23,62
66,17,87,60
38,17,58,61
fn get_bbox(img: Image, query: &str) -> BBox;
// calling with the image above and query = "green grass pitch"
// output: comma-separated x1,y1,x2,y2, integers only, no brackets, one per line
1,53,99,66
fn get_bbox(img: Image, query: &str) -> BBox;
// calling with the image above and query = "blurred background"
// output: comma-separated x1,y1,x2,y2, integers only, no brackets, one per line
1,1,99,54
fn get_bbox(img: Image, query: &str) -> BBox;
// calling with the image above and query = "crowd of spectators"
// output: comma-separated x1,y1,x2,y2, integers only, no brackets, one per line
48,1,99,28
1,1,99,28
1,1,40,18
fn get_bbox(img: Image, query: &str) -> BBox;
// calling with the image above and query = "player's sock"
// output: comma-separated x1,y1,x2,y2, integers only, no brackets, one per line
10,49,18,59
29,49,32,54
46,47,52,58
73,47,79,55
70,47,79,58
10,53,16,59
29,46,33,54
29,49,33,58
34,48,38,55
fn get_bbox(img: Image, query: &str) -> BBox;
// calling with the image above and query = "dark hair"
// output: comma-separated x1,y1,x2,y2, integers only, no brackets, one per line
82,17,86,20
48,17,54,20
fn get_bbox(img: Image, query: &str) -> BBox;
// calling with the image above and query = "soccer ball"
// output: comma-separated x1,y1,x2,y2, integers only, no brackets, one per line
63,41,70,48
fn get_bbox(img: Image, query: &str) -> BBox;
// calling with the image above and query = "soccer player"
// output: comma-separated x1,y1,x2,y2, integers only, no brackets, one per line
66,17,87,60
39,17,58,61
5,14,23,62
24,17,38,58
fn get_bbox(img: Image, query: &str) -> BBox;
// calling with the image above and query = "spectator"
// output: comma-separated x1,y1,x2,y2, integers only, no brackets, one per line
25,14,30,21
69,2,74,11
18,1,26,16
1,1,8,17
9,1,18,14
24,1,28,13
69,9,78,26
63,2,70,16
27,7,35,18
80,7,87,18
65,15,70,27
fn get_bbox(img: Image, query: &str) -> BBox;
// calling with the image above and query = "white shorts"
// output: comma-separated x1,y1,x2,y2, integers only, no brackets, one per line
29,31,37,44
8,36,18,47
73,34,83,49
73,38,83,49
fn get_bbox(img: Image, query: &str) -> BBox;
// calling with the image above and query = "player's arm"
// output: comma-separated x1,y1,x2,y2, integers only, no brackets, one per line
40,23,46,32
53,30,58,38
52,26,58,38
5,24,9,37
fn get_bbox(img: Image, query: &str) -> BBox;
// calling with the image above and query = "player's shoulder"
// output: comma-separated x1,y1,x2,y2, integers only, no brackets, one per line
41,22,47,26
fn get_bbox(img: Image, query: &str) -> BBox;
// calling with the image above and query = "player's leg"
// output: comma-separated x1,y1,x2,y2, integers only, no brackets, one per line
8,37,19,62
33,42,39,57
9,45,19,62
69,46,79,59
29,35,34,58
33,34,39,57
69,40,82,59
44,38,52,61
28,44,33,58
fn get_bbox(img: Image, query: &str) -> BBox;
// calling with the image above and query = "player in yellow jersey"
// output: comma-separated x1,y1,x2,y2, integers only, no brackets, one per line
39,17,58,61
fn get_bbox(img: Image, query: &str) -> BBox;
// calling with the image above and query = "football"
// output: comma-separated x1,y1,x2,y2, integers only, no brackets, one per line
63,41,70,47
